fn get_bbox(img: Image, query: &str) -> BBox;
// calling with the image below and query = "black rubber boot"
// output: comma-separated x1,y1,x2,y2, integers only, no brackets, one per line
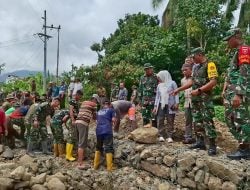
189,135,206,150
27,141,35,157
208,138,217,156
227,144,250,160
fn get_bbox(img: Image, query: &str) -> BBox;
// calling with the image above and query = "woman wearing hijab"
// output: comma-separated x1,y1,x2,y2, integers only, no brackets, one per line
153,70,179,143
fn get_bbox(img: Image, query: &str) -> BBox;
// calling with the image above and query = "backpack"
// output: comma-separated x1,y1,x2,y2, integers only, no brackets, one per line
238,45,250,65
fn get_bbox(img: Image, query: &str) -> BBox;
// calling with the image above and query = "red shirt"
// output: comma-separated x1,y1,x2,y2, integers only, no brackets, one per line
0,109,6,134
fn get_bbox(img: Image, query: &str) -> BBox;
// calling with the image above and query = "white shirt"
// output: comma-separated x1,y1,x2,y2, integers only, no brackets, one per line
72,82,83,95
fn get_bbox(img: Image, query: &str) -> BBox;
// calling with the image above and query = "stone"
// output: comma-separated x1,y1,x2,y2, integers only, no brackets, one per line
47,177,65,190
22,172,32,181
178,177,196,189
156,157,163,164
0,144,4,154
196,158,205,168
176,168,185,178
177,154,195,171
146,157,156,164
2,147,14,159
30,173,47,185
208,176,222,190
206,158,242,184
222,181,237,190
19,154,35,165
141,161,170,179
0,163,17,170
158,182,171,190
197,183,207,190
130,127,158,144
204,172,210,185
10,166,25,180
32,184,48,190
163,155,177,167
77,181,91,190
195,170,205,183
140,149,152,159
46,172,67,183
135,145,145,152
14,181,30,189
0,177,14,190
170,167,177,182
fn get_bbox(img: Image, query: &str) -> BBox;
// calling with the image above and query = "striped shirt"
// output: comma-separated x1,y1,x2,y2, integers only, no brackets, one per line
75,101,97,126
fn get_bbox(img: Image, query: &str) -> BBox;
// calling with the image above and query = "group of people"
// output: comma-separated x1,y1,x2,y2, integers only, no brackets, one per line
138,28,250,160
0,28,249,173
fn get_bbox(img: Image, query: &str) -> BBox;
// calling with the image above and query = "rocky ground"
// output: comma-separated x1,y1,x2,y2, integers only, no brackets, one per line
0,112,249,190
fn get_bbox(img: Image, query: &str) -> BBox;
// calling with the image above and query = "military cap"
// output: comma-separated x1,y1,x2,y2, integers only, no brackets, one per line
5,94,15,100
223,28,242,41
144,63,153,69
190,47,205,56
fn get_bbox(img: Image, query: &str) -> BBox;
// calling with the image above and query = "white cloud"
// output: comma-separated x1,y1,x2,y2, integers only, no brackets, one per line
0,0,166,74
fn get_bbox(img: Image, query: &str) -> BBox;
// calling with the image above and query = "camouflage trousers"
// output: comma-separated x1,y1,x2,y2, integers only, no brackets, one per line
141,104,154,125
66,119,76,144
192,96,217,139
11,118,25,140
234,95,250,143
51,120,64,144
29,122,48,143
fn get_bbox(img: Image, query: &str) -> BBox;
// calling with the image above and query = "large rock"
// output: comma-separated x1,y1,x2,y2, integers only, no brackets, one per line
30,173,47,185
47,177,65,190
206,158,243,184
163,155,177,167
141,161,170,179
208,176,222,190
0,177,14,190
46,172,67,183
195,170,205,183
140,149,152,159
10,166,25,180
177,154,196,171
2,147,14,159
14,181,30,189
32,184,48,190
222,181,237,190
178,177,196,189
0,163,17,170
130,127,158,144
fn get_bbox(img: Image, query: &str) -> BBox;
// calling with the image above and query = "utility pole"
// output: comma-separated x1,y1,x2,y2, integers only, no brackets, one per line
46,25,61,84
38,10,52,93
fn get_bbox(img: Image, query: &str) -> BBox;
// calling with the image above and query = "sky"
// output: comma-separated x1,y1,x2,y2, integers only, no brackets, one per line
0,0,166,74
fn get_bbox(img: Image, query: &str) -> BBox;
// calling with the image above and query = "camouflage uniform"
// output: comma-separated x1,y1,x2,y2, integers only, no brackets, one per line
138,73,158,125
224,49,241,139
29,102,55,143
192,61,217,139
24,103,39,141
51,109,69,144
67,99,80,144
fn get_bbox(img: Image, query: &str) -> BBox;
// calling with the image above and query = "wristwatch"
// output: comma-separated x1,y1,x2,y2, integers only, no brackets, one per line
198,88,202,94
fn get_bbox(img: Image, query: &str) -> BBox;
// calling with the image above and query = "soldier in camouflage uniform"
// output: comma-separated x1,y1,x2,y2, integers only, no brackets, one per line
138,63,158,126
51,109,70,157
27,98,60,155
173,48,218,156
66,90,82,161
223,28,250,160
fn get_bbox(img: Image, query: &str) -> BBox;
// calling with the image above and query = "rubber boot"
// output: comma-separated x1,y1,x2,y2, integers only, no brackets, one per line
208,138,217,156
93,151,101,170
58,144,65,158
53,144,59,157
66,143,76,161
106,153,114,172
189,135,206,150
227,144,250,160
27,141,35,157
41,140,49,154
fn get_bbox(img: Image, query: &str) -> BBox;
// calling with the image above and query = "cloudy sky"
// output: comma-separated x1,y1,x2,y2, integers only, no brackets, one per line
0,0,166,74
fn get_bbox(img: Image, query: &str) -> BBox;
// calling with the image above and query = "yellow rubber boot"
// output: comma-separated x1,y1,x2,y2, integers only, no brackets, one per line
53,144,59,157
93,151,101,170
106,153,114,171
58,144,65,158
65,143,76,161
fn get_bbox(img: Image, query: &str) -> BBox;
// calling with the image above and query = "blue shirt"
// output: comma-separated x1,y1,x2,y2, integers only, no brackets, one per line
96,107,116,135
52,86,59,97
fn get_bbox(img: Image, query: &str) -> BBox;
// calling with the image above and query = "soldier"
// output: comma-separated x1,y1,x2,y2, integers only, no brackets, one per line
173,48,218,156
27,98,60,155
138,63,158,125
66,90,83,161
110,82,119,102
51,109,70,157
223,28,250,160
